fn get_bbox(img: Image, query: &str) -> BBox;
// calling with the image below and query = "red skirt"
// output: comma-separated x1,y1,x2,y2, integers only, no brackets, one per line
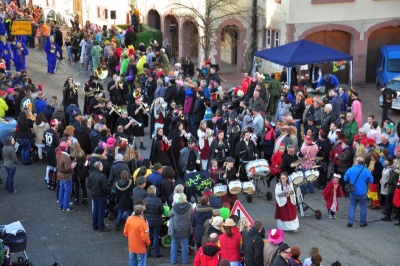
393,188,400,208
200,139,210,160
275,199,297,221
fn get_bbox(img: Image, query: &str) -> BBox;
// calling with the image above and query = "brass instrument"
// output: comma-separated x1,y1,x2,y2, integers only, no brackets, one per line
72,82,80,96
118,80,124,87
84,82,105,97
133,90,141,99
128,116,142,127
95,64,108,80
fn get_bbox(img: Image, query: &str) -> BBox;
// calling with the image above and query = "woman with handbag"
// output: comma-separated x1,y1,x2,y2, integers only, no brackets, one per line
17,112,34,165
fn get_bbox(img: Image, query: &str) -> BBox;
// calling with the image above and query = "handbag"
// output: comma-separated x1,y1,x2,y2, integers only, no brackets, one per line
348,166,364,193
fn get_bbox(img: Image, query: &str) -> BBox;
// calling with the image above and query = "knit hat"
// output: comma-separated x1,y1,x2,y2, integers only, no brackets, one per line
114,153,124,161
211,216,223,227
153,162,163,171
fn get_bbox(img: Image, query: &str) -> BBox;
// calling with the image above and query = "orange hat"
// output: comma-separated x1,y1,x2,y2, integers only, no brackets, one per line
305,98,313,105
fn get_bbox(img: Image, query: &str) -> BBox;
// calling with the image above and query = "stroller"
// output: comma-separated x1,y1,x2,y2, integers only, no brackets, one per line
0,221,31,265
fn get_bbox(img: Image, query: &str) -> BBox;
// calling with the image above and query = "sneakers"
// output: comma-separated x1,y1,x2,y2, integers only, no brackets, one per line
328,214,333,219
62,208,75,212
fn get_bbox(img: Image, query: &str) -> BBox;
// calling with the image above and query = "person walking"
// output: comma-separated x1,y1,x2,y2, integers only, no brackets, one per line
88,161,110,231
2,136,19,193
168,193,192,265
344,156,374,227
56,141,77,212
124,205,151,266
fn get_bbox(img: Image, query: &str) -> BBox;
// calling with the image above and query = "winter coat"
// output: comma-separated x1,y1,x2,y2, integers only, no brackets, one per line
143,194,164,227
88,169,109,196
219,227,242,262
147,172,162,197
337,147,352,174
322,180,344,211
184,96,194,116
242,227,264,266
132,186,147,205
124,215,150,254
272,254,290,266
162,178,175,206
386,167,398,195
114,179,133,211
108,160,131,185
56,152,74,180
89,130,101,153
193,97,206,123
33,122,49,145
194,242,222,266
263,242,280,266
168,202,193,238
201,223,223,246
0,97,8,117
74,123,92,155
193,205,213,244
2,145,19,167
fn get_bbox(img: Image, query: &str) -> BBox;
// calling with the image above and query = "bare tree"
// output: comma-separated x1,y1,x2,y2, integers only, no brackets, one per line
168,0,252,61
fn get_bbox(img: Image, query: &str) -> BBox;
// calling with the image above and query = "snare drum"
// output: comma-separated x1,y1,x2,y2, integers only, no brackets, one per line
246,159,270,178
242,181,255,194
305,169,320,182
213,184,227,197
228,180,243,194
289,171,304,185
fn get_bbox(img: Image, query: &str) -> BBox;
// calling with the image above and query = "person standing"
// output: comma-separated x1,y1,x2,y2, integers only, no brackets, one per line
143,185,164,258
268,73,280,115
124,205,151,266
168,193,192,265
44,36,61,75
242,221,264,266
272,243,292,266
16,112,33,165
350,92,363,128
53,25,64,60
56,141,77,212
309,64,322,91
275,172,299,232
88,161,110,231
344,157,374,227
194,233,222,266
322,174,344,219
44,119,61,189
114,170,133,230
218,218,243,266
2,136,19,193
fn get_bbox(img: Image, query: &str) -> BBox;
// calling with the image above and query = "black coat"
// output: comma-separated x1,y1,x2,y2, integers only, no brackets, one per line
165,84,177,104
193,97,206,123
74,123,92,155
162,178,175,206
114,179,133,210
88,170,109,196
242,227,264,266
144,194,164,227
108,160,131,185
132,186,147,205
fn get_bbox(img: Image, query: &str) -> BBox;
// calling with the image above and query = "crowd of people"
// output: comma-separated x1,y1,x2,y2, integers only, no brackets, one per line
1,1,400,266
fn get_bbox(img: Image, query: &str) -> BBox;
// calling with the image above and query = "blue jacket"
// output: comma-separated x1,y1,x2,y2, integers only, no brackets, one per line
44,37,60,60
143,194,164,227
317,74,339,89
344,165,373,196
147,172,162,197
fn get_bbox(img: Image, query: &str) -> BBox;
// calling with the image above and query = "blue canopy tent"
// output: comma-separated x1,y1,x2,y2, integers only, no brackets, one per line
254,39,354,88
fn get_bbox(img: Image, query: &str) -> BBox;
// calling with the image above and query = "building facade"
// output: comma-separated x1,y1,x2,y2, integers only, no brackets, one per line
263,0,400,85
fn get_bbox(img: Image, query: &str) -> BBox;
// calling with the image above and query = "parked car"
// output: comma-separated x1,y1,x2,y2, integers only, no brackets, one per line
0,117,17,158
379,75,400,110
376,45,400,87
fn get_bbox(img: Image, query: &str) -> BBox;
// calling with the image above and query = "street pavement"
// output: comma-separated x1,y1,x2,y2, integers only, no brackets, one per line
1,47,399,265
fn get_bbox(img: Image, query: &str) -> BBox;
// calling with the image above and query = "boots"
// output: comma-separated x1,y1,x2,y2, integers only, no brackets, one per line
140,143,146,150
81,198,88,205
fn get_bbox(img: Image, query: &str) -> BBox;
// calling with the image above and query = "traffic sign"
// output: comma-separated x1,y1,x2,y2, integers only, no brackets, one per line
230,200,254,227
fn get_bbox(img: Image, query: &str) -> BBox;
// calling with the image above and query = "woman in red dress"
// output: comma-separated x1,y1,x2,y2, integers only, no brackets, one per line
275,172,299,232
392,175,400,225
197,120,214,171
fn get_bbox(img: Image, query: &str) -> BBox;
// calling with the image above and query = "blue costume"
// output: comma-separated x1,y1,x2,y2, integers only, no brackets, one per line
44,37,61,74
0,41,12,70
10,37,29,71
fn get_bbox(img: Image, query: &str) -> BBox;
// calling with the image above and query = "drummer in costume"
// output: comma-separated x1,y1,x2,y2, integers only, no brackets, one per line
107,73,126,107
209,130,230,168
179,138,200,176
11,38,29,71
128,93,147,150
219,156,240,205
267,142,285,188
44,36,61,74
197,120,214,170
300,135,319,194
281,145,299,175
84,75,102,115
89,91,105,123
62,77,79,110
236,130,258,182
150,127,173,166
275,172,299,232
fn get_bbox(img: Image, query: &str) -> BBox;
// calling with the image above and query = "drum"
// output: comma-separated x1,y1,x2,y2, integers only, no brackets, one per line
213,184,227,197
246,159,270,179
305,169,320,182
228,180,243,194
242,181,255,194
289,171,304,185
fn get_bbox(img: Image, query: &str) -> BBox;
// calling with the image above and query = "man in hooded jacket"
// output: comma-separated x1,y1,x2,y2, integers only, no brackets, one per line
194,233,222,266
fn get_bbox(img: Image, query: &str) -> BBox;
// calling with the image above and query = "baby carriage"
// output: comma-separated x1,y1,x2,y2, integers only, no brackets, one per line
0,221,31,265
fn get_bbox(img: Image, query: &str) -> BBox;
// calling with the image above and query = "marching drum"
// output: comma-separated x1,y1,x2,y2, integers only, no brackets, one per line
242,181,255,194
228,180,243,194
246,159,270,179
305,169,320,182
213,184,227,197
289,171,304,185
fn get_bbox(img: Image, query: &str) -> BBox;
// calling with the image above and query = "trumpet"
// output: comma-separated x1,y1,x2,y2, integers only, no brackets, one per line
118,80,124,87
72,82,80,95
128,116,142,127
162,135,172,146
139,102,151,117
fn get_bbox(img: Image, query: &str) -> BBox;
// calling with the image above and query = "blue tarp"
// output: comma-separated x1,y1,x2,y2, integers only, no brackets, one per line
254,39,353,67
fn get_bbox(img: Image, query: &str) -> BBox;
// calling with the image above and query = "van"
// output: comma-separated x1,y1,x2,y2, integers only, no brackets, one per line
376,45,400,87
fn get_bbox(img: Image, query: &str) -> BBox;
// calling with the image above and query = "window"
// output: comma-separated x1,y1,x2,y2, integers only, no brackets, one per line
97,6,109,20
266,29,279,48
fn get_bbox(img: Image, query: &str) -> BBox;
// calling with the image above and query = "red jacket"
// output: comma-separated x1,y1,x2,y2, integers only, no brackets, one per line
322,180,344,210
194,242,222,266
329,142,342,165
219,227,242,262
270,151,283,175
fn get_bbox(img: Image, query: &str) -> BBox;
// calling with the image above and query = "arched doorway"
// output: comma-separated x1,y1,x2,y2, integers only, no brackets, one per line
182,20,198,57
164,14,179,62
366,26,400,83
220,25,239,72
305,31,351,84
147,9,161,30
